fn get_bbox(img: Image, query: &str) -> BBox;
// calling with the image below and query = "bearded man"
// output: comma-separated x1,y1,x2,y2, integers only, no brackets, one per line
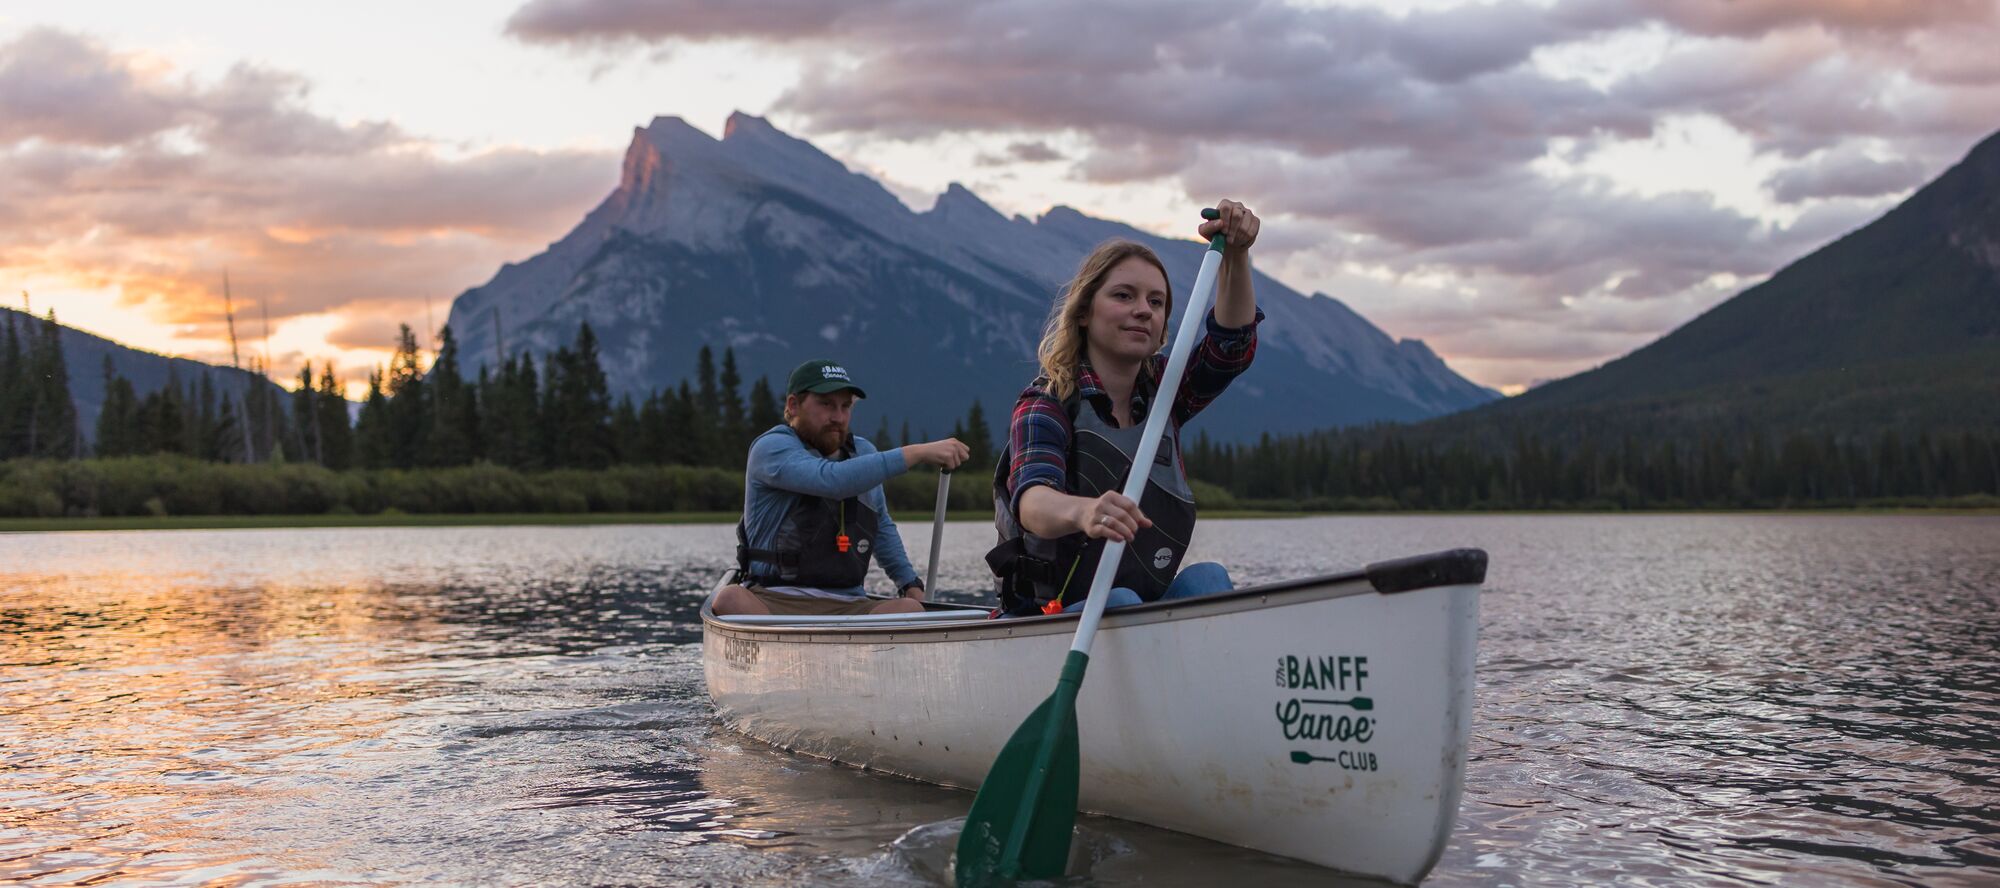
712,359,969,616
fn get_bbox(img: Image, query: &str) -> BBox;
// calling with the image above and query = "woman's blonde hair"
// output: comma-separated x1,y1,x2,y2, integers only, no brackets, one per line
1035,240,1172,400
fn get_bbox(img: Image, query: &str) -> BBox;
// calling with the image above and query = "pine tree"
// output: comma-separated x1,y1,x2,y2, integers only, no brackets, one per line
94,356,140,458
610,395,641,464
209,392,244,462
479,353,542,471
694,345,720,464
963,399,993,468
696,344,720,418
26,310,78,458
354,368,393,469
426,325,477,467
383,324,428,468
543,323,612,469
294,363,321,465
192,373,219,459
242,363,268,462
666,381,699,465
316,366,354,471
720,347,747,462
138,370,186,456
747,376,781,433
637,391,669,465
0,311,22,458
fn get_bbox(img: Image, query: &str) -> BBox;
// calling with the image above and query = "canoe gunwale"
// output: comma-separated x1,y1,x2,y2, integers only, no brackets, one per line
701,547,1487,646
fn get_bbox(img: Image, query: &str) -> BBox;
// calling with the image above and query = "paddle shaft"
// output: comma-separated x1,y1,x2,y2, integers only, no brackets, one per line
1068,240,1227,655
924,469,951,594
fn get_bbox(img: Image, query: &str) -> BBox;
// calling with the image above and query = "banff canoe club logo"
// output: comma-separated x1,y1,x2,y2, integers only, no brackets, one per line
1274,654,1378,772
821,365,851,381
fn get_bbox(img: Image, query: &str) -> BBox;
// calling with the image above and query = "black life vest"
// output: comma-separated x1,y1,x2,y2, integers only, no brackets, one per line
736,430,882,588
986,378,1198,616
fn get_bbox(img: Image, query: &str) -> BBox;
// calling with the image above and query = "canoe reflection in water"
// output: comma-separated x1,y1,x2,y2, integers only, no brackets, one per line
690,738,1394,886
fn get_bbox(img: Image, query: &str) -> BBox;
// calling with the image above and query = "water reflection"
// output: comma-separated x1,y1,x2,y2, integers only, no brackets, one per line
3,517,1998,886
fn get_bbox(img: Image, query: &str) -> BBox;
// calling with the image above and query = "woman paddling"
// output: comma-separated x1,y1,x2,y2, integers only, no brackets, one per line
987,201,1261,617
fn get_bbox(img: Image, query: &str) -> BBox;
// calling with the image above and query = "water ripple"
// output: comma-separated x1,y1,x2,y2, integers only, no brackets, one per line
2,517,1996,885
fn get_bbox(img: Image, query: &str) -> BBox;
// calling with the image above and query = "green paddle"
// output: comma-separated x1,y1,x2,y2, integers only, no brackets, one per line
956,208,1229,886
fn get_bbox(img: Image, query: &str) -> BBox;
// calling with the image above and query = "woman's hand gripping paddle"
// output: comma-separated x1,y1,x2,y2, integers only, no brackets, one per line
955,209,1228,886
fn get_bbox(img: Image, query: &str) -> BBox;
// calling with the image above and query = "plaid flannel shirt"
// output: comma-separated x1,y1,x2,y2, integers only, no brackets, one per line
1006,308,1262,521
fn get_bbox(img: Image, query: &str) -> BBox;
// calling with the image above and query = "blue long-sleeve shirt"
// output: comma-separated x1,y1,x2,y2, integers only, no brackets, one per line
742,424,918,596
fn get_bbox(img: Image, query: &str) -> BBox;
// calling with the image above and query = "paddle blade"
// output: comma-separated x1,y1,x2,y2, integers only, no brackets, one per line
955,685,1082,885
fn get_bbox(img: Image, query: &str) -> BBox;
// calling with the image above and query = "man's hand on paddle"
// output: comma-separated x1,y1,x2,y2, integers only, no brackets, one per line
904,438,970,470
1077,491,1151,543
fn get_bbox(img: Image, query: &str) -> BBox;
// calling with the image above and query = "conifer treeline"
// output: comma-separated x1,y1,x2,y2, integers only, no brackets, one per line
337,322,990,473
10,310,1996,510
93,355,291,463
0,310,80,460
1186,425,2000,509
83,319,994,476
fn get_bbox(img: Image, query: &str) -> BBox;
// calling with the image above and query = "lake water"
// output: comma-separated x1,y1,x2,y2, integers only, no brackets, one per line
3,515,1997,886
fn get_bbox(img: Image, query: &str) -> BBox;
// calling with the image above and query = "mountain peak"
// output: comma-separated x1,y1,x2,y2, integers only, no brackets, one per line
930,182,1006,224
722,111,778,141
637,115,718,155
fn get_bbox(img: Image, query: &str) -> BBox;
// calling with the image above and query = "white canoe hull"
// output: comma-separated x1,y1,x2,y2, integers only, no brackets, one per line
701,550,1483,884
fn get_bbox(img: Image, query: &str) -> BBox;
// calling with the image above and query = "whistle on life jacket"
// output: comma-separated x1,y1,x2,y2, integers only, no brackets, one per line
1042,597,1065,616
836,534,851,553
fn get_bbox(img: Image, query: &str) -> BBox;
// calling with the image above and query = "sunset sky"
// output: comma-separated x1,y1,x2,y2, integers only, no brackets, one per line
4,0,1998,397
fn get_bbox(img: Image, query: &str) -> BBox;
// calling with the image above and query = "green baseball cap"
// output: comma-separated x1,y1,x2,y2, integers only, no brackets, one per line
787,359,867,397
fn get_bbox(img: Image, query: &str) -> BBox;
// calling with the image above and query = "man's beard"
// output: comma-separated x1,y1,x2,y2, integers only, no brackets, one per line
813,424,846,454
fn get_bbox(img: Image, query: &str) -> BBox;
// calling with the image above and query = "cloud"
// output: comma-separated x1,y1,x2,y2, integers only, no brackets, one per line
1766,146,1930,202
495,0,2000,388
0,28,182,145
0,27,616,380
1611,0,1996,39
975,139,1066,167
505,0,889,45
327,312,412,351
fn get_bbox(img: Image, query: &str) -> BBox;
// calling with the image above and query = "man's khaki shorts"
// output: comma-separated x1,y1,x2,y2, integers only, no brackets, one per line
748,586,881,616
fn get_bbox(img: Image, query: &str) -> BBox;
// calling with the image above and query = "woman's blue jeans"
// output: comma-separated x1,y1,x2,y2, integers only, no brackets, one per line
1060,561,1233,613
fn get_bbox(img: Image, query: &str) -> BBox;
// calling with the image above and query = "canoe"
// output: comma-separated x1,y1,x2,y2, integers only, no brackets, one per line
700,548,1486,885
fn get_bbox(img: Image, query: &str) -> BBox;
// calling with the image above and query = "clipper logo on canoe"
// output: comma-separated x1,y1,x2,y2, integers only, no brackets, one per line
1275,655,1378,772
724,636,761,668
